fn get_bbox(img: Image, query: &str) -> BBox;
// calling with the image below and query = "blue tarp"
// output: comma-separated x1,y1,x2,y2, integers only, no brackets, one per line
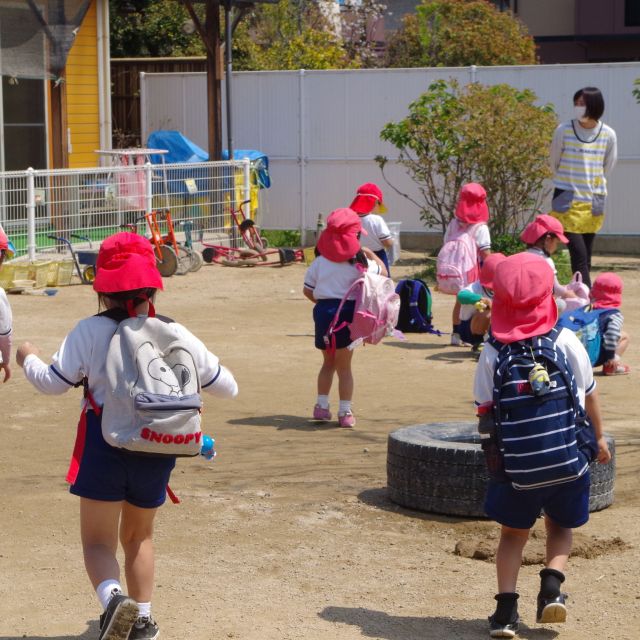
146,131,271,192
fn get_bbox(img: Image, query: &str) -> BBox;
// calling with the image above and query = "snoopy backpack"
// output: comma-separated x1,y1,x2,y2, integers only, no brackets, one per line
101,312,203,456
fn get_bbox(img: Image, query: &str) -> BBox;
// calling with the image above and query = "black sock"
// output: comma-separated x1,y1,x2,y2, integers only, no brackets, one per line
493,592,519,624
539,568,565,598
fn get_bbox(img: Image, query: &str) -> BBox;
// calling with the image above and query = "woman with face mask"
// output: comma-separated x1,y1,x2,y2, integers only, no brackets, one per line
549,87,617,287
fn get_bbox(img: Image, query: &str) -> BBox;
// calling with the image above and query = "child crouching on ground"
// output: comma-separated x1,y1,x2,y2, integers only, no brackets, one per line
303,208,387,428
17,232,238,640
0,229,14,382
521,214,577,313
590,272,630,375
455,252,505,353
474,253,610,638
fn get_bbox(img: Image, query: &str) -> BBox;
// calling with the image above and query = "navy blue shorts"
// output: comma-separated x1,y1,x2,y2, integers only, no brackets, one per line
484,471,591,530
458,318,484,345
374,249,390,277
313,299,355,350
70,411,176,508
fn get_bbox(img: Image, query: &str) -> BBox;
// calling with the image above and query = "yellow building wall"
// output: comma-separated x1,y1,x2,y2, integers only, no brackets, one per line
65,0,100,167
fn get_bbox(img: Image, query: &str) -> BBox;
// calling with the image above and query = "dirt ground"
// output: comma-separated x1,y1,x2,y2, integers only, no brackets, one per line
1,250,639,640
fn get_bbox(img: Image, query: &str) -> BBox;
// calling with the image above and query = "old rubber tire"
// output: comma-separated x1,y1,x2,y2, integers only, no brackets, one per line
387,422,615,518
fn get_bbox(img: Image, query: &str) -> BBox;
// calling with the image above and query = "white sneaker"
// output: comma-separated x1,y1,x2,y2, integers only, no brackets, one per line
450,332,469,347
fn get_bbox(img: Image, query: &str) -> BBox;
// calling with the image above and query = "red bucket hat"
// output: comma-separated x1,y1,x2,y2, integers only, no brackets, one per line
454,183,489,224
479,252,506,290
0,229,14,258
491,253,557,343
316,208,366,263
591,272,623,309
520,214,569,245
93,232,163,293
350,182,387,215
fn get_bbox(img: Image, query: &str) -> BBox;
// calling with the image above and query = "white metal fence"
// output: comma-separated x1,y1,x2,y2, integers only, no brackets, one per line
141,62,640,238
0,159,256,260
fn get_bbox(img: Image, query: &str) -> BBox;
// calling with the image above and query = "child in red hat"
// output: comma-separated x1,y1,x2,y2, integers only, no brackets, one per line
521,214,578,313
303,208,387,428
16,232,238,640
474,252,610,637
350,182,394,275
590,272,629,375
0,229,14,382
445,183,492,346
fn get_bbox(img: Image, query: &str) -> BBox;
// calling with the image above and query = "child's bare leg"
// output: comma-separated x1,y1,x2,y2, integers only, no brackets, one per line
317,349,336,396
544,515,571,572
496,525,529,592
616,331,629,357
451,300,461,326
334,347,354,402
80,498,122,589
470,310,490,337
120,502,158,603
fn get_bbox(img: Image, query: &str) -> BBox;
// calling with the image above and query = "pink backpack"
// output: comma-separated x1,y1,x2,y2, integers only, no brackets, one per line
325,271,403,351
564,271,591,311
436,222,480,295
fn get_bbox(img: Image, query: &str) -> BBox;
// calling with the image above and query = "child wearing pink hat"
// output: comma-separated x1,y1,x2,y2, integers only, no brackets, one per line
445,183,492,346
590,273,629,375
303,208,387,428
0,229,14,382
16,232,238,640
521,214,577,313
350,182,394,275
474,253,611,637
455,253,506,353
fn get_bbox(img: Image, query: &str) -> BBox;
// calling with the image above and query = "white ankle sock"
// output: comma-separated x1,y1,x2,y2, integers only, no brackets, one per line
96,579,122,610
137,602,151,619
316,394,330,409
339,400,352,415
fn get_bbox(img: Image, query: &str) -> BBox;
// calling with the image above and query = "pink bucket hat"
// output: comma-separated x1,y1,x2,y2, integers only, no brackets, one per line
316,208,366,263
454,183,489,224
591,272,623,309
491,253,557,343
0,229,14,258
350,182,387,215
93,232,163,293
479,253,506,290
520,214,569,245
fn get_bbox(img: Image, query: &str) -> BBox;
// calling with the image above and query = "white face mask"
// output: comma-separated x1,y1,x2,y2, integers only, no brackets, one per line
574,105,587,120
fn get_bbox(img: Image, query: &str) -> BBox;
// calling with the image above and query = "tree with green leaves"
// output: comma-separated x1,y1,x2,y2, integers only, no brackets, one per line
385,0,537,68
376,80,556,239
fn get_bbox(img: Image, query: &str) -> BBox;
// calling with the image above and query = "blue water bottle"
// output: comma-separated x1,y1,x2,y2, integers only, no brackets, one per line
201,434,216,461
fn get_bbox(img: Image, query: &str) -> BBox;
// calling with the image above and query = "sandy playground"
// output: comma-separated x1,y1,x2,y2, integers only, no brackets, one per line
1,250,639,640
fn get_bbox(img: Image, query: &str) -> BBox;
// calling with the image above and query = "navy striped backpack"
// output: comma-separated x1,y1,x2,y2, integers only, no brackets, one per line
489,327,598,490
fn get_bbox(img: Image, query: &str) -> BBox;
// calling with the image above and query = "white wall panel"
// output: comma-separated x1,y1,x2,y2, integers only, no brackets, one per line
141,63,640,236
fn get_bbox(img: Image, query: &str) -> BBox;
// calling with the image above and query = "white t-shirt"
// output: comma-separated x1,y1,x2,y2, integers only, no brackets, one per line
304,255,381,300
459,280,487,322
359,214,392,252
474,327,596,410
444,219,491,252
22,314,238,406
0,287,12,364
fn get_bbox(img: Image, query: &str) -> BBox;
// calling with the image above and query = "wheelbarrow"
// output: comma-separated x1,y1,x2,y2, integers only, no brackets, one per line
47,234,98,285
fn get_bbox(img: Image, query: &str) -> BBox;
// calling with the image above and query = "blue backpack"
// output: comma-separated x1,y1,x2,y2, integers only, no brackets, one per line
556,305,616,367
394,279,440,334
489,328,597,490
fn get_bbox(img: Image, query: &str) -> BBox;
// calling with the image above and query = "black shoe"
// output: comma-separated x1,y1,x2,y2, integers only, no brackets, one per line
536,592,567,624
488,614,519,638
99,594,139,640
128,616,160,640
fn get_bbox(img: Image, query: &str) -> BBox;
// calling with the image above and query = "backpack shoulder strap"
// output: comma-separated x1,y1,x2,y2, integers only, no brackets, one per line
324,276,365,350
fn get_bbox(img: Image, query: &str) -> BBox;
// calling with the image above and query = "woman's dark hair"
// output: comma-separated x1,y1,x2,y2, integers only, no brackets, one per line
573,87,605,121
98,287,157,311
